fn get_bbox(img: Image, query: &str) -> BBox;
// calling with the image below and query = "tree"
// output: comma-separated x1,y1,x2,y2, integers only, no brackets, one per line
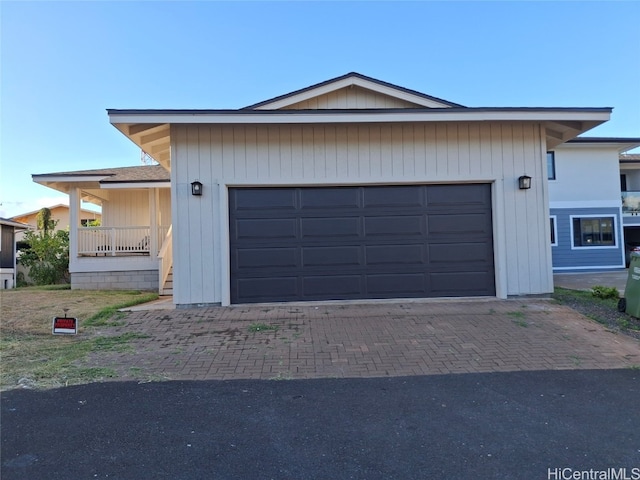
18,208,70,285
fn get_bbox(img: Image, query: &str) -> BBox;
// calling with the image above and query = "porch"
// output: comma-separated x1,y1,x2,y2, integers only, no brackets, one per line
78,225,170,257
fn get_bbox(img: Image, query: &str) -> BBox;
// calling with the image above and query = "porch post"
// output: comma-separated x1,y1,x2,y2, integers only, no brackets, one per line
149,189,158,259
69,188,80,269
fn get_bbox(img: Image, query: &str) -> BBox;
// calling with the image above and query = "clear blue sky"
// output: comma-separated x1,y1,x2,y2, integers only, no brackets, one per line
1,1,639,218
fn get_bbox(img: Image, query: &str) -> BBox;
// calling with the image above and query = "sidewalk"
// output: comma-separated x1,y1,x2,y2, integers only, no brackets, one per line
553,270,628,294
88,298,639,381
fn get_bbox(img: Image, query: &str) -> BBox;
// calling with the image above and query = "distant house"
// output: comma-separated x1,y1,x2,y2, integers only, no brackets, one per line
549,138,640,271
11,204,101,242
0,218,29,289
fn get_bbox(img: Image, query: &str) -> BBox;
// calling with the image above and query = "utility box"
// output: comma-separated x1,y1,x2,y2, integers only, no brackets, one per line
620,253,640,318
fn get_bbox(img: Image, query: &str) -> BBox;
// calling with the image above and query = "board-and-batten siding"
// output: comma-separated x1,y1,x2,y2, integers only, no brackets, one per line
158,189,172,228
171,121,551,306
103,190,150,227
283,86,423,110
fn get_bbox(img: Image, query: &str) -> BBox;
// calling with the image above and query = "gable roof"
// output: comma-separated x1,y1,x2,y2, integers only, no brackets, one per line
108,73,614,166
243,72,465,110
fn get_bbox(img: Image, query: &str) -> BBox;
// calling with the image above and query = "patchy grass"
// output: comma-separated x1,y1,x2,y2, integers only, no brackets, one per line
552,287,640,339
0,287,157,390
248,323,279,333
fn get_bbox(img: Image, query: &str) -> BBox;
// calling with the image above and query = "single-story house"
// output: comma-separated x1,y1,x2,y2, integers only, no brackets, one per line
11,203,102,242
0,218,29,289
549,138,640,271
35,72,615,306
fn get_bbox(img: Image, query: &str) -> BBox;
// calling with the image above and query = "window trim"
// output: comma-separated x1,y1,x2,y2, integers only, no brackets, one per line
550,216,558,246
570,215,618,250
547,151,556,181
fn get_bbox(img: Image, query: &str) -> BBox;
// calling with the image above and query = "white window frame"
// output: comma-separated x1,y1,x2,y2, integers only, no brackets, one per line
569,214,618,250
550,216,558,246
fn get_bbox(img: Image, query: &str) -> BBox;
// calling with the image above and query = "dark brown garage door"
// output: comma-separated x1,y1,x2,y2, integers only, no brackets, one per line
229,184,495,303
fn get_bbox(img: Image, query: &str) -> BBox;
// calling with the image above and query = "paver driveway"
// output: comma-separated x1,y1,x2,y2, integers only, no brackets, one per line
83,298,640,381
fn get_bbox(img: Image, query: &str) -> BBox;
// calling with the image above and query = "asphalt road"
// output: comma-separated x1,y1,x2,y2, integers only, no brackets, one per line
2,370,639,480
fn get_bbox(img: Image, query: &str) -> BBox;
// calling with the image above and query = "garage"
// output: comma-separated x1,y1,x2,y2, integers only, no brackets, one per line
229,184,495,303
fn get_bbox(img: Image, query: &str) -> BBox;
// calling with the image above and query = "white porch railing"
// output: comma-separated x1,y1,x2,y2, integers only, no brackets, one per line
78,226,170,256
158,225,173,294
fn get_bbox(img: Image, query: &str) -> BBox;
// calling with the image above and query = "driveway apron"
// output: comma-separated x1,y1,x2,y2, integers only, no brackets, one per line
84,299,640,381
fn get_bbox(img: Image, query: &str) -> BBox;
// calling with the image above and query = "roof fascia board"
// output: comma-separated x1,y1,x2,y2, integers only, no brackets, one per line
32,175,112,183
561,140,640,152
100,181,171,189
109,109,611,125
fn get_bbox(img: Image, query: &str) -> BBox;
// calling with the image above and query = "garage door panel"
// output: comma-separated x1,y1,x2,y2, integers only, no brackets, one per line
300,188,360,209
232,188,297,211
428,243,493,264
363,186,424,208
301,217,360,239
427,184,490,206
365,216,425,236
303,275,363,296
428,214,492,235
235,248,298,269
366,245,425,265
235,277,299,301
302,246,362,267
367,273,426,294
429,271,495,296
234,218,297,240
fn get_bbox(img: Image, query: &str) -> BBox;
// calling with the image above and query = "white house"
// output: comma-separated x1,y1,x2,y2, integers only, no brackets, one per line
549,138,640,271
35,72,613,306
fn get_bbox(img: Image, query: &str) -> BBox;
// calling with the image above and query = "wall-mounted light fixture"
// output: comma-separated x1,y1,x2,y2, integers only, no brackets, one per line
518,175,532,190
191,180,203,196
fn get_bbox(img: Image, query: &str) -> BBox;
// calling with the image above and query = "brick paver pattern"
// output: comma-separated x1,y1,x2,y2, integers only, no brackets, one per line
85,299,640,381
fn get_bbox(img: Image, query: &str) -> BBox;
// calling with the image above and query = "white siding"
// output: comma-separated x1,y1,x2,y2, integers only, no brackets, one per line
103,190,150,226
549,145,621,207
171,121,552,305
283,86,423,110
158,188,172,227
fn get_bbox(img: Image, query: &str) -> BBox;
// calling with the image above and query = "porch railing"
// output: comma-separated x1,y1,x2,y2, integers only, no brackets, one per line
78,226,170,256
622,192,640,216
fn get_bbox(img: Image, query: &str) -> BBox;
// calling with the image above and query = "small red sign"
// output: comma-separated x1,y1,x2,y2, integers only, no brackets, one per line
52,317,78,335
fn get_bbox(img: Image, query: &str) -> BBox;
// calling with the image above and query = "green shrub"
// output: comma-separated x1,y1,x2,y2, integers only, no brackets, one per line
591,285,619,299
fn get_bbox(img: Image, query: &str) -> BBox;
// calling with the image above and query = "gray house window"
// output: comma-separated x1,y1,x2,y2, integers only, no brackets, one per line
572,216,615,247
550,216,557,246
547,152,556,180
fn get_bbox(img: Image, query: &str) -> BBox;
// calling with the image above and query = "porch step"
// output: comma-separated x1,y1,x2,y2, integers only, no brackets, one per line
161,266,173,296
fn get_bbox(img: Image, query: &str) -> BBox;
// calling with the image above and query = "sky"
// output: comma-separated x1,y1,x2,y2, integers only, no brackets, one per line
1,0,639,218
